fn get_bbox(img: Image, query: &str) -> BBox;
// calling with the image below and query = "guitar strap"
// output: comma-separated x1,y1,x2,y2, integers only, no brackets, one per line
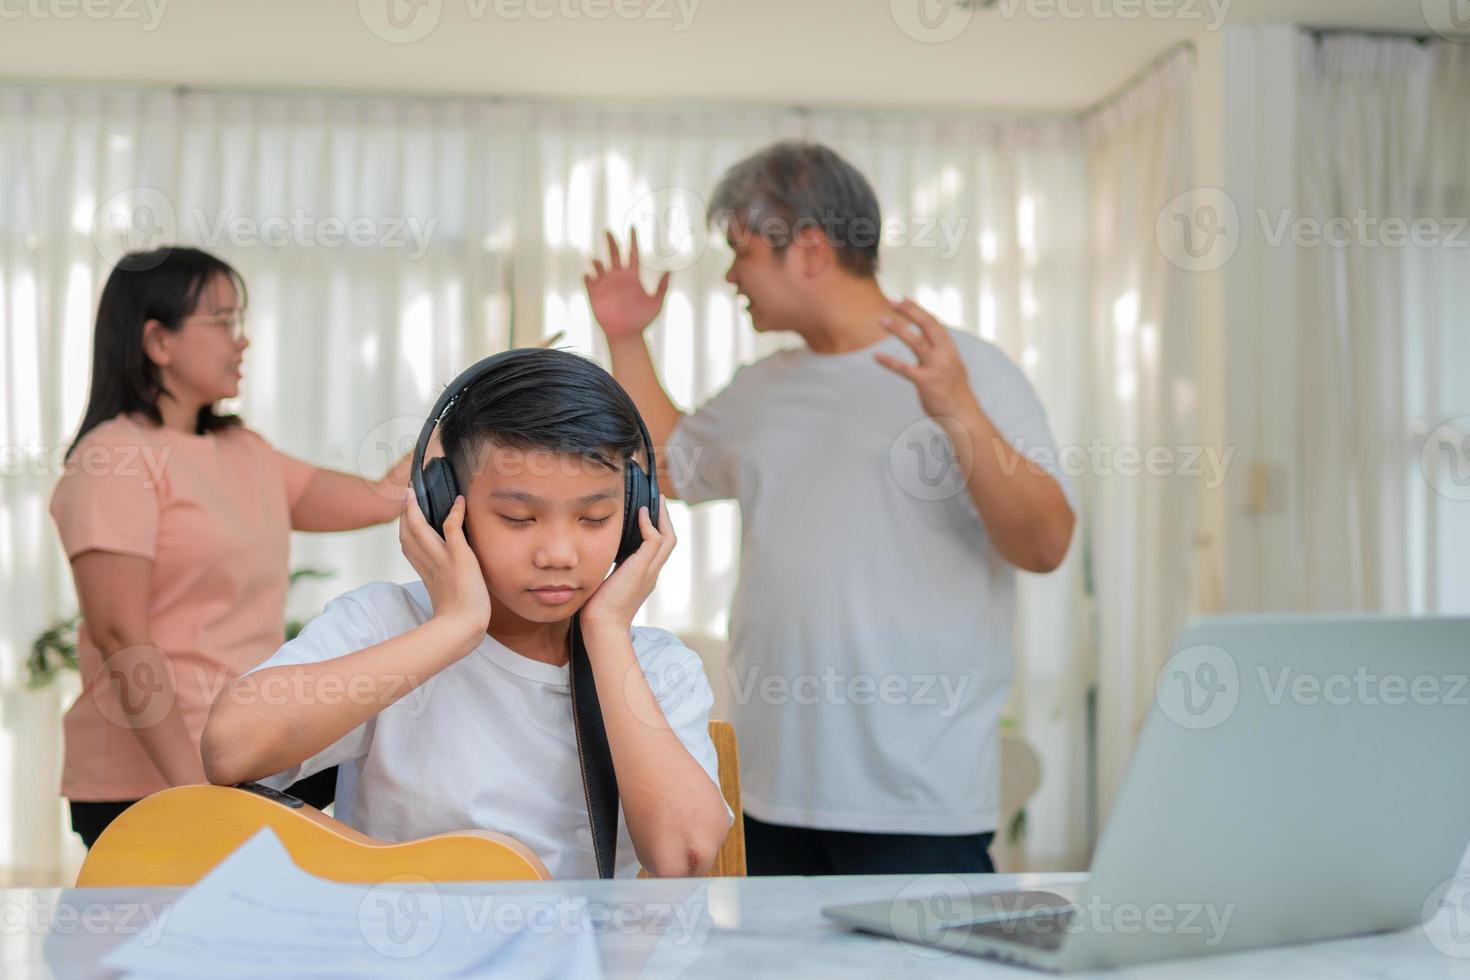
568,613,619,879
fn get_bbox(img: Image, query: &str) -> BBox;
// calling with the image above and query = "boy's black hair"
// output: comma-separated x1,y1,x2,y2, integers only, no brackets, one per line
437,347,646,482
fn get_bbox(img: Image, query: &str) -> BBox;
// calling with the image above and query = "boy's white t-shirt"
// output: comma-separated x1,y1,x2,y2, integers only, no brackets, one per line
248,580,729,880
666,329,1076,836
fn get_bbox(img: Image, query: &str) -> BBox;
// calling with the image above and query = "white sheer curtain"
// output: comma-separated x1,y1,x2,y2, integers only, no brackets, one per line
1082,49,1199,825
1296,36,1470,616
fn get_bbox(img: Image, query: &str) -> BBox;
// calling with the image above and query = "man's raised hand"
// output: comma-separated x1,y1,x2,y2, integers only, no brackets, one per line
585,228,671,343
874,297,978,422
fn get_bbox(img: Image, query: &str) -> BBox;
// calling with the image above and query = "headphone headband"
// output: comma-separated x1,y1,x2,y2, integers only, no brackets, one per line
410,350,659,548
409,357,501,503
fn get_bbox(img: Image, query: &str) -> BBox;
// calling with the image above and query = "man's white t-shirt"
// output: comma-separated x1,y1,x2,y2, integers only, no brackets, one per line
249,580,729,879
666,329,1075,836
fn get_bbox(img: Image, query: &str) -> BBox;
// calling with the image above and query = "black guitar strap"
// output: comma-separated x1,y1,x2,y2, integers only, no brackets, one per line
568,614,619,879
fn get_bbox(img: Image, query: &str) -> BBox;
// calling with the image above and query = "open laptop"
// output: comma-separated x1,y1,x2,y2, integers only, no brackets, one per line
824,615,1470,971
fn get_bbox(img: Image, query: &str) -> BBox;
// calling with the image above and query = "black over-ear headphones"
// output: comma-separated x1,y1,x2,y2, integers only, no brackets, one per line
410,350,661,566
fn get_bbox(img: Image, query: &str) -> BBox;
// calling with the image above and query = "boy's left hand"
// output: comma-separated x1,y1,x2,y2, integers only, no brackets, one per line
580,504,676,633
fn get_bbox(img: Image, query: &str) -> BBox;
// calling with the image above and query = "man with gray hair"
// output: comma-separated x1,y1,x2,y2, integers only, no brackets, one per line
584,141,1075,875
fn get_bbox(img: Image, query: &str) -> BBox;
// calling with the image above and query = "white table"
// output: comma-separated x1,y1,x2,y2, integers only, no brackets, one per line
4,871,1467,978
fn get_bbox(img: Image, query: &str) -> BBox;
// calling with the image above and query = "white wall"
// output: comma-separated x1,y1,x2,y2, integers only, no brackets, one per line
0,0,1209,112
0,1,1431,113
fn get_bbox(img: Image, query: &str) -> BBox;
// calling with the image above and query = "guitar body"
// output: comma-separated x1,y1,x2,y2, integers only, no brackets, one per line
76,784,552,887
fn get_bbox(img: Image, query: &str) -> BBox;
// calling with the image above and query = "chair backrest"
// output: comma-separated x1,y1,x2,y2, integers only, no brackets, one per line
707,719,746,877
991,727,1043,872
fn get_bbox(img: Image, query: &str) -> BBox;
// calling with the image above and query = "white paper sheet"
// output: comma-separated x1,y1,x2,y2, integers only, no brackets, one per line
101,827,602,979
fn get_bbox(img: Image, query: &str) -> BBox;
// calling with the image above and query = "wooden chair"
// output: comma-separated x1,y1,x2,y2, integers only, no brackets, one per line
706,719,746,877
990,727,1043,873
77,720,745,886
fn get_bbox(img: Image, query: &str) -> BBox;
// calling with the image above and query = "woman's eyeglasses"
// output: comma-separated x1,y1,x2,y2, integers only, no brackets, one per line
181,311,247,340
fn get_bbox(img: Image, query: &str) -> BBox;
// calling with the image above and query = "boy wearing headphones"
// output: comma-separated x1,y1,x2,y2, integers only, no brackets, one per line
201,348,732,879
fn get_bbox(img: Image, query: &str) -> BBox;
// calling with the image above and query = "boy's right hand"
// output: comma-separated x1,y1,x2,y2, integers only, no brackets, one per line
584,228,670,343
399,491,491,641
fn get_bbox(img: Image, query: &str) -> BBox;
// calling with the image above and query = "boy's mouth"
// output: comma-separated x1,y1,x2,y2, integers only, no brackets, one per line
528,586,579,605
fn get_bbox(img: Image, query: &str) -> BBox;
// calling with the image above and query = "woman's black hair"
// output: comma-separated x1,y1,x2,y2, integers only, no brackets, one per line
437,347,646,482
65,246,247,459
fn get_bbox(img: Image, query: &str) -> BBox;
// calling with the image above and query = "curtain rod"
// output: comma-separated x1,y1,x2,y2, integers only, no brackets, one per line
0,75,1079,123
1080,39,1194,119
1304,26,1438,44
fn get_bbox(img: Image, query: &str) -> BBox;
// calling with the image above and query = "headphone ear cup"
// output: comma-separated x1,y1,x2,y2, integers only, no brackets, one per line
421,457,460,537
646,460,661,531
617,461,653,565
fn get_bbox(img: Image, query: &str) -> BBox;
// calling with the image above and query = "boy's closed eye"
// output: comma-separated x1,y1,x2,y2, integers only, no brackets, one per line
498,514,614,527
489,489,621,530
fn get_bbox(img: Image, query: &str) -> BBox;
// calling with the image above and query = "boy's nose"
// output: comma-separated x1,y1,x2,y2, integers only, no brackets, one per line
533,535,578,569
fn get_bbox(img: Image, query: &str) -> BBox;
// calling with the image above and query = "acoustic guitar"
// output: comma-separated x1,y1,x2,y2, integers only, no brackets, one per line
76,720,745,887
76,782,551,887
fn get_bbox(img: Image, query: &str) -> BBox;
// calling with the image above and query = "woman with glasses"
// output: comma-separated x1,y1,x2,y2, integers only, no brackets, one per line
49,246,412,848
